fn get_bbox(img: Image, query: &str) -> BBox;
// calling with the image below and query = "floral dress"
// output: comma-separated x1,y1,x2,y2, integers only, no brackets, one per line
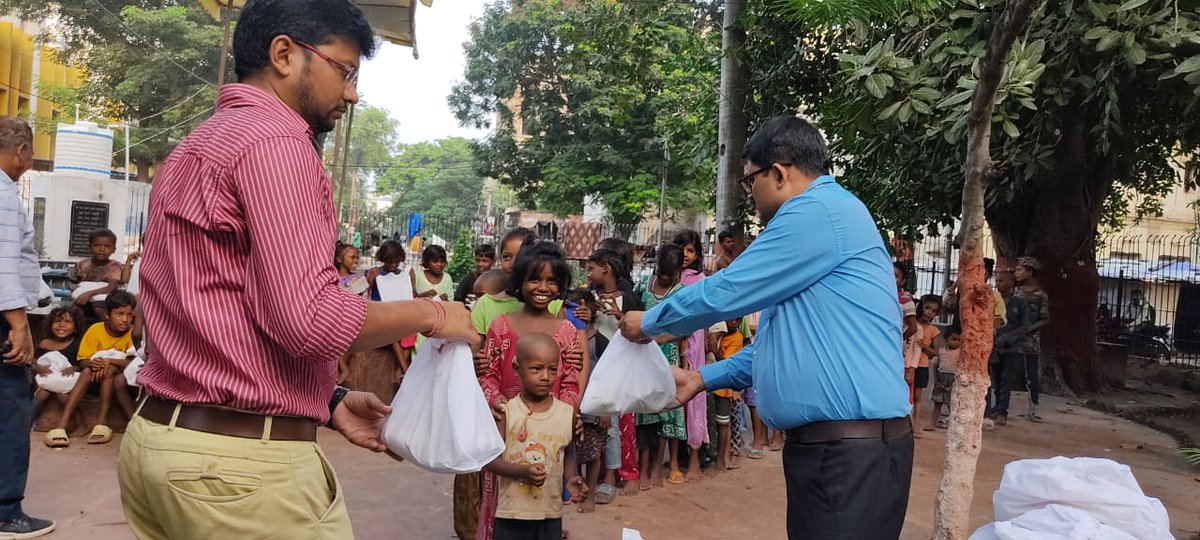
634,277,687,441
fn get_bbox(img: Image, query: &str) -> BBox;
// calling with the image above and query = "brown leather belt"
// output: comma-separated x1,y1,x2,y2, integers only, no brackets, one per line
137,395,318,442
784,417,912,445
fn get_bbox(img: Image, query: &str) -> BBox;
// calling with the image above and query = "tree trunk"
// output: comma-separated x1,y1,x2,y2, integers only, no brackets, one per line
134,159,153,183
933,0,1042,538
986,106,1110,394
715,0,748,242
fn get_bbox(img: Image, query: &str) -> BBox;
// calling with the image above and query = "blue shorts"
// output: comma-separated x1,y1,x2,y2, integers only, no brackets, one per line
744,387,757,408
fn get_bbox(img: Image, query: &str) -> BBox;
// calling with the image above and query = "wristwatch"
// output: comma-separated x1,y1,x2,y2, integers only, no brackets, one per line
327,386,350,428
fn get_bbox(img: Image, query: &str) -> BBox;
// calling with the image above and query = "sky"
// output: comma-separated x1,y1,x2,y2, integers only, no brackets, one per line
357,0,492,145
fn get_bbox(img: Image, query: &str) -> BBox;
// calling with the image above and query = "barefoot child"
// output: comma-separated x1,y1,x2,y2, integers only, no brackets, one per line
635,244,687,488
47,291,138,447
928,326,961,430
68,228,123,324
714,316,745,472
673,230,709,482
484,333,586,539
895,263,921,427
31,306,86,427
367,240,413,384
477,240,584,540
914,295,943,434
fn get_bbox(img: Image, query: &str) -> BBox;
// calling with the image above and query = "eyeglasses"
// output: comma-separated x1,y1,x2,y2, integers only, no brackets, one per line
294,39,358,85
738,162,793,194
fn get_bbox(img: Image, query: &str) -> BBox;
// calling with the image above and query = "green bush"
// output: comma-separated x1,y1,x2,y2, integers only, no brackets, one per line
447,228,475,282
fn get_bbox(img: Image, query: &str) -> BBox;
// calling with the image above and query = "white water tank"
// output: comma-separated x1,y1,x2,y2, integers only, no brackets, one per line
53,122,114,180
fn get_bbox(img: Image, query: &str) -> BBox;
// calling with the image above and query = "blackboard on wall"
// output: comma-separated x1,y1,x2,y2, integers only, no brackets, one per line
69,201,110,258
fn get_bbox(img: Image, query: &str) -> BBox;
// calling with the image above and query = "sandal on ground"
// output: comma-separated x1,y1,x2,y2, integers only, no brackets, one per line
1024,413,1044,423
87,425,113,445
595,484,617,505
44,429,69,448
747,448,766,460
936,418,949,429
667,471,685,485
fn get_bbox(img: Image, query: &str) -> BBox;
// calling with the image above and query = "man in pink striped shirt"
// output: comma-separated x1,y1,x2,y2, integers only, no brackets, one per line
116,1,476,537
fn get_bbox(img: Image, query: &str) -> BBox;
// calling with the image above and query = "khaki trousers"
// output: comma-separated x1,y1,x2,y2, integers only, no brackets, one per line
118,413,351,539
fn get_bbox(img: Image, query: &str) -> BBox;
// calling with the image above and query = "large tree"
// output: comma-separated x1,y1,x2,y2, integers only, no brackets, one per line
759,0,1200,393
449,0,720,226
5,2,227,181
375,137,486,217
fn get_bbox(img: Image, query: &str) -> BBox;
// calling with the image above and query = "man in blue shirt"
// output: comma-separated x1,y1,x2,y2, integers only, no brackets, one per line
622,116,913,539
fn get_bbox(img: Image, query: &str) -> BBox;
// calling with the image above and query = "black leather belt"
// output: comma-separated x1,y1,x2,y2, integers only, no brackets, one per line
784,417,912,445
137,395,318,442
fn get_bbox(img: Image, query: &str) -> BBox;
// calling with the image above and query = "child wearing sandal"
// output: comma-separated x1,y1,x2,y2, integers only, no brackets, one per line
46,291,137,447
31,306,86,428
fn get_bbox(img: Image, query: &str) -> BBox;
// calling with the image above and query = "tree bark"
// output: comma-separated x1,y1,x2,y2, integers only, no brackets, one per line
715,0,748,241
934,0,1042,538
986,105,1111,394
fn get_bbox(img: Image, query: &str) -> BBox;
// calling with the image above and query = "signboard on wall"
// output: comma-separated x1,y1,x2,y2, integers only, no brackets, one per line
68,200,109,258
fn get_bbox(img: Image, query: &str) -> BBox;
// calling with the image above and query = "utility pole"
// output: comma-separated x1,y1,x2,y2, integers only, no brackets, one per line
715,0,749,243
335,104,356,227
216,1,233,87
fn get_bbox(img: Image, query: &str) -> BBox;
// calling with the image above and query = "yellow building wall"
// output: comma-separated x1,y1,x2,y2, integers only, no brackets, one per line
0,21,83,162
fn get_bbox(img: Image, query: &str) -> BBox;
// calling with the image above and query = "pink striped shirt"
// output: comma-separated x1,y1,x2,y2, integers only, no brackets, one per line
137,84,367,423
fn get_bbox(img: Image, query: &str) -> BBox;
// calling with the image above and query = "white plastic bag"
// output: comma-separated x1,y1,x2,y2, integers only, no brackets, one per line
126,258,141,296
72,281,108,300
380,338,504,474
34,351,80,394
375,270,413,302
988,457,1172,540
125,343,146,387
580,333,676,416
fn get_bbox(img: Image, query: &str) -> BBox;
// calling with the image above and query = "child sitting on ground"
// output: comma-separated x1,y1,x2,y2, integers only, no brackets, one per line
485,333,586,540
928,326,962,430
46,291,138,447
68,228,123,324
31,306,87,427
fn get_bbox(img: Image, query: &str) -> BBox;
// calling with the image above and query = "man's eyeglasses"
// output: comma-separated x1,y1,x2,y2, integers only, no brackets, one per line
738,162,793,194
294,39,358,85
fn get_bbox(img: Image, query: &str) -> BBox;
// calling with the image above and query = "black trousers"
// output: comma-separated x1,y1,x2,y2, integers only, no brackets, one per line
493,517,562,540
783,428,914,539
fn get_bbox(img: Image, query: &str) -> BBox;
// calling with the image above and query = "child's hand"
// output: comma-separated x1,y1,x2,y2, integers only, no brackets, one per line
491,399,507,421
473,345,490,376
563,347,583,371
574,304,593,323
74,292,92,306
598,416,611,430
32,364,51,377
439,294,449,301
523,463,547,487
567,475,588,502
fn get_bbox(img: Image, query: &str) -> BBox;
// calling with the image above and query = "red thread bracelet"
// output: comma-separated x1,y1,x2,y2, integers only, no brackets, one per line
421,298,446,338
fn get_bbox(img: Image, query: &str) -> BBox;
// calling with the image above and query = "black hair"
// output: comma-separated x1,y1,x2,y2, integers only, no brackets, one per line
105,290,137,312
587,248,624,276
567,288,596,311
89,228,117,244
334,243,358,269
741,115,831,177
918,294,942,315
672,230,704,272
893,261,907,279
233,0,377,81
508,241,572,303
376,240,406,265
718,230,734,242
655,244,685,279
944,325,962,338
984,258,995,274
501,227,538,256
422,245,448,265
474,244,496,260
597,238,634,289
44,305,86,340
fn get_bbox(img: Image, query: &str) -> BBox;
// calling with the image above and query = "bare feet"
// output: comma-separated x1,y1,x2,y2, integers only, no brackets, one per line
768,439,783,452
726,456,741,470
685,468,703,483
578,495,596,513
701,467,720,479
650,471,665,489
621,478,640,496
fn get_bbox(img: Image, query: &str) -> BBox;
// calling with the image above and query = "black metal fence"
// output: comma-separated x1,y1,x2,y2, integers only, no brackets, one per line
896,231,1200,367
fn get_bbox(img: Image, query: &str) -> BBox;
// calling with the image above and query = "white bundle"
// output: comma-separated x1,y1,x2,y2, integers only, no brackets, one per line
34,351,80,394
580,334,676,416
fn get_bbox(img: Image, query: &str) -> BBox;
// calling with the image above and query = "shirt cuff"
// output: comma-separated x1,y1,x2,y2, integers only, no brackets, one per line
640,304,664,337
699,362,734,392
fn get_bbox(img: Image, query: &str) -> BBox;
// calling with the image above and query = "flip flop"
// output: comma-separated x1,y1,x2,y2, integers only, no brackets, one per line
747,448,766,460
44,428,69,448
667,471,685,485
595,484,617,505
936,418,949,429
87,425,113,445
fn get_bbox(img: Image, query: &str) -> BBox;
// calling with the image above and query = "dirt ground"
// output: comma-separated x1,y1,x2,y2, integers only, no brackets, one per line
22,393,1200,540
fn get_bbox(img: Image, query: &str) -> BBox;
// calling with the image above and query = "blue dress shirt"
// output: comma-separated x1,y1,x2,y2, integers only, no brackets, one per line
641,175,911,429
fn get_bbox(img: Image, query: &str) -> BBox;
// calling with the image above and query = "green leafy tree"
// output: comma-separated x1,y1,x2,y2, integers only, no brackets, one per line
327,103,400,223
449,0,720,226
12,3,228,181
447,228,475,282
375,137,485,217
759,0,1200,393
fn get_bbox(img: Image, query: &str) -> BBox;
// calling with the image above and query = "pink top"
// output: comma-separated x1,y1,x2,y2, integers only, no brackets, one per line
137,84,367,423
479,315,581,408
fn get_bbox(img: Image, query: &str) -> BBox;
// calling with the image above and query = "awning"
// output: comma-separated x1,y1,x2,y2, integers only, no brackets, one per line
197,0,432,49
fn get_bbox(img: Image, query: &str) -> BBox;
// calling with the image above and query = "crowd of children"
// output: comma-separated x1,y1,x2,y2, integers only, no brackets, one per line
31,229,144,448
336,226,771,539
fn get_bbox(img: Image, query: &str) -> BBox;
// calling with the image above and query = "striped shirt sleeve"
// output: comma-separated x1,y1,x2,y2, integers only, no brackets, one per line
235,136,367,361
